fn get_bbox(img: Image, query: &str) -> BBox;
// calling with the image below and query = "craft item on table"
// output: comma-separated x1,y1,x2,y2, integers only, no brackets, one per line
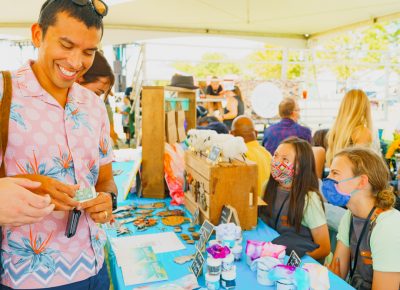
220,266,236,289
286,250,302,267
206,244,231,259
113,212,133,219
268,265,310,290
197,220,215,251
250,256,281,286
162,216,190,226
135,209,155,215
121,260,168,286
133,217,158,228
113,148,139,162
205,272,220,290
190,207,200,227
191,232,200,240
164,143,185,205
245,240,266,265
222,253,234,272
261,242,286,263
113,205,136,214
206,256,222,275
116,226,132,236
188,226,195,232
190,249,206,278
302,263,330,290
135,273,199,290
118,246,168,286
215,223,241,249
186,240,195,244
174,254,194,265
209,134,247,161
187,129,217,153
231,244,242,261
119,217,137,225
74,186,97,202
156,209,185,217
180,234,190,240
111,232,185,256
174,226,182,233
138,202,166,209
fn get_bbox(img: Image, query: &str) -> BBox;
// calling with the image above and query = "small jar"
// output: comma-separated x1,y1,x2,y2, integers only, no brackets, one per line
222,234,235,248
221,266,236,289
276,279,296,290
256,262,274,286
207,257,222,275
205,273,220,290
222,253,234,271
231,245,242,261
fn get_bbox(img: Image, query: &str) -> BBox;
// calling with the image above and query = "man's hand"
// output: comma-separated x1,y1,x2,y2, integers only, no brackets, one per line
16,174,80,211
326,257,342,277
80,192,112,223
0,178,55,226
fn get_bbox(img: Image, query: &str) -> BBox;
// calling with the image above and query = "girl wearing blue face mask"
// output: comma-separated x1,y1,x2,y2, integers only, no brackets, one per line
261,137,331,261
326,148,400,290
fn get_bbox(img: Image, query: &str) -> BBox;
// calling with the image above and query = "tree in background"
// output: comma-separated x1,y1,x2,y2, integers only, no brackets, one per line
173,52,241,78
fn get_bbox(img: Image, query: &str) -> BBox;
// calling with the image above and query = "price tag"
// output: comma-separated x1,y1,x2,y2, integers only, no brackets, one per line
196,220,215,251
219,205,240,226
287,250,302,267
190,207,200,226
207,146,221,164
189,250,205,277
219,205,233,224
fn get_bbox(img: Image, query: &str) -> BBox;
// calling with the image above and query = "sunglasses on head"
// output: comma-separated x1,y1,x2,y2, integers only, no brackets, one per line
72,0,108,17
42,0,108,17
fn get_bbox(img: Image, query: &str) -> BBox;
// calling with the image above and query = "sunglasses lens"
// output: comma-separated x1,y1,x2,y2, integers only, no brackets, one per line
92,0,108,16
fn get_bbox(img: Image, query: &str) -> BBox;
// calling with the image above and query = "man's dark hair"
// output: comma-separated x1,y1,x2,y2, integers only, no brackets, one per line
39,0,103,38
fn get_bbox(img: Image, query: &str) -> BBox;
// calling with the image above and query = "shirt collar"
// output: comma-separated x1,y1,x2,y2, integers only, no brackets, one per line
16,60,90,104
281,118,296,125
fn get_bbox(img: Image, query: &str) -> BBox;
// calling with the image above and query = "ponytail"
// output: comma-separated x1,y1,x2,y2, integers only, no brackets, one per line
376,188,396,210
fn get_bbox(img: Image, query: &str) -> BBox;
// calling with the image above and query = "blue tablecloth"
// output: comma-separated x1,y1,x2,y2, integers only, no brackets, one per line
107,162,354,290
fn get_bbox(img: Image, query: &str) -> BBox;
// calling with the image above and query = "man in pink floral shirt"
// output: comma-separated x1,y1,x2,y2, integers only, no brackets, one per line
0,0,117,289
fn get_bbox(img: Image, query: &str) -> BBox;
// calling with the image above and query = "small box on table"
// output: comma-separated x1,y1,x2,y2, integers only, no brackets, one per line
184,151,258,230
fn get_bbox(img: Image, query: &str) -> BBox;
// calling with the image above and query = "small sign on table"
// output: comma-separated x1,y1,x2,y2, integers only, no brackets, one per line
287,250,302,267
207,145,222,164
219,205,240,227
190,207,200,227
196,220,215,251
189,249,205,277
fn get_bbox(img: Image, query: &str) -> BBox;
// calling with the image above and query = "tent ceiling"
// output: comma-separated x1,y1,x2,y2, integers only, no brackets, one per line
0,0,399,46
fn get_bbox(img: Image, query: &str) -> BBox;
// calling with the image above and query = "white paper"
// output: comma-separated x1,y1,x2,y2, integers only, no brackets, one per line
111,232,185,266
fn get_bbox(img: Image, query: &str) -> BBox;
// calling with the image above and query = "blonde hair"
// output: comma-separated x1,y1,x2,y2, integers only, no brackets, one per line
326,89,372,166
335,147,395,210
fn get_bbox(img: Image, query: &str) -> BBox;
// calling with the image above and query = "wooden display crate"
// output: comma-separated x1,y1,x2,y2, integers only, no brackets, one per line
184,151,258,230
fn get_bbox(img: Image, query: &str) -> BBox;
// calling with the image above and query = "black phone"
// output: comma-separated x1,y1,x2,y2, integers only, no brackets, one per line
65,208,81,238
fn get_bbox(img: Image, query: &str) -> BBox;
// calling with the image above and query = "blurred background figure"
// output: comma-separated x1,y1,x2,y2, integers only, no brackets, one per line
78,51,118,146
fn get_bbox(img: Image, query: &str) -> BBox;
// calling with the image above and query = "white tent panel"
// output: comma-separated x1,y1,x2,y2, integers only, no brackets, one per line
0,0,399,46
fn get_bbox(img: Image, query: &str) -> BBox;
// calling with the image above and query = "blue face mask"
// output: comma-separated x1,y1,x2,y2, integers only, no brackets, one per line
322,177,359,207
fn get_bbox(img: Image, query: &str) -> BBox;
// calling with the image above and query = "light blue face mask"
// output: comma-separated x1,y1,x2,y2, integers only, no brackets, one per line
322,176,359,207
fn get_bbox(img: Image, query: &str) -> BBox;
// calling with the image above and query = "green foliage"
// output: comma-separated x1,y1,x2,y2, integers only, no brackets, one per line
172,52,241,78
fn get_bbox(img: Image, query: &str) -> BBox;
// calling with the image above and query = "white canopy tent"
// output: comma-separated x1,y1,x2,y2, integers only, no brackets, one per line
0,0,399,47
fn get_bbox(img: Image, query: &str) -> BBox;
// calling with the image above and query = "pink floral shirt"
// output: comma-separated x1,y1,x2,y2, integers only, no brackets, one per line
0,62,113,289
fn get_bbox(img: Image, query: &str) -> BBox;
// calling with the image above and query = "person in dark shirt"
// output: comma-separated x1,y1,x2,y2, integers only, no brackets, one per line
222,86,244,130
205,76,224,114
262,98,311,155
